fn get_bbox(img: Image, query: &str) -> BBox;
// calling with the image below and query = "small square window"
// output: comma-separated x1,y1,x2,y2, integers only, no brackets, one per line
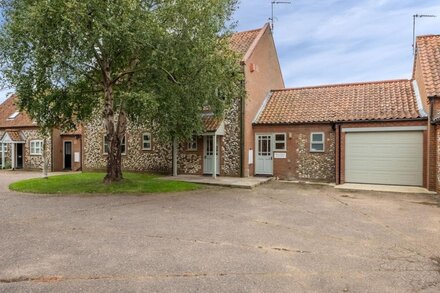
142,133,152,150
310,132,324,152
30,140,43,155
103,135,127,155
187,135,198,151
274,133,286,151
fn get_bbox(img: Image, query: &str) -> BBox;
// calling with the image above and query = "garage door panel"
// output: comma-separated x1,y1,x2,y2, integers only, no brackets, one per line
348,160,423,171
345,131,423,186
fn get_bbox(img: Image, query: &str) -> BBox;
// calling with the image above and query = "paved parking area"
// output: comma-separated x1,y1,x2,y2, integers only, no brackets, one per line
1,171,439,292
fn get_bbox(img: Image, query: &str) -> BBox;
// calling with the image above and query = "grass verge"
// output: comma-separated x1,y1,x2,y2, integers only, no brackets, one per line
9,172,200,194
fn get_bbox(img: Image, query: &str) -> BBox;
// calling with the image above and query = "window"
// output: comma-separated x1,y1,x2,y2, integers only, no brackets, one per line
142,133,152,150
187,136,197,151
310,132,325,152
274,133,286,151
7,111,20,120
103,135,127,155
30,140,43,155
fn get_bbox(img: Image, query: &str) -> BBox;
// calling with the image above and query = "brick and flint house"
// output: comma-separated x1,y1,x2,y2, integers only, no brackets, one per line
82,23,285,176
253,80,427,186
0,94,82,171
251,34,440,193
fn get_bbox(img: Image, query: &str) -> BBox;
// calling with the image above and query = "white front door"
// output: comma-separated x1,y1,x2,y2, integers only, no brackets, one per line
255,134,273,175
204,135,220,175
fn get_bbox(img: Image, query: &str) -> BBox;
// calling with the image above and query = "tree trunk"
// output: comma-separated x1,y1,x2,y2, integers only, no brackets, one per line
104,131,123,183
42,137,48,179
102,63,125,184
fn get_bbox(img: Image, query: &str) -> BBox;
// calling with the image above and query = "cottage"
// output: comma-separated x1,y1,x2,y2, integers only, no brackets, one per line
413,35,440,193
82,23,285,177
252,79,428,187
0,94,82,171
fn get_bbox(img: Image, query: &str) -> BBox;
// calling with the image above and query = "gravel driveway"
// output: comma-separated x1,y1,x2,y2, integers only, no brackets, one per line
1,171,439,292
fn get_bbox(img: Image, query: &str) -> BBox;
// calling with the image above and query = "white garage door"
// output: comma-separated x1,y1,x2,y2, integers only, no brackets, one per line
345,131,423,186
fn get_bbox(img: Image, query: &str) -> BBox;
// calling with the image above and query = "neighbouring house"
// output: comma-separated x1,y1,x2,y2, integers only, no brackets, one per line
82,23,285,176
253,80,429,188
0,94,82,171
413,35,440,193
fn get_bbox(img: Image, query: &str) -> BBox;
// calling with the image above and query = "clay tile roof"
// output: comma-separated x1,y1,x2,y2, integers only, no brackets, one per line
0,95,35,128
7,130,25,141
254,80,424,124
230,29,261,56
229,24,268,60
415,35,440,97
202,115,223,132
1,130,25,142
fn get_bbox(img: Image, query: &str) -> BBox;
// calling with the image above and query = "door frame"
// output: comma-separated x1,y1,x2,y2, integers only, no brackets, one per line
255,133,274,175
203,135,220,175
16,143,24,169
63,140,73,170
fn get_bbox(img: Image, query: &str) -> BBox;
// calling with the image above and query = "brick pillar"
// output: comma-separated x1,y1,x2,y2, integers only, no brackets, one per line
436,125,440,194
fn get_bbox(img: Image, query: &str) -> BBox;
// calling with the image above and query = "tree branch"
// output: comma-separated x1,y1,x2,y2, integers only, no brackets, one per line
161,67,180,84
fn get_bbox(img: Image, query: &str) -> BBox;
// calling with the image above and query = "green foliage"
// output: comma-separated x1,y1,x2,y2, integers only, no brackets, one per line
0,0,243,138
9,172,200,194
3,160,11,169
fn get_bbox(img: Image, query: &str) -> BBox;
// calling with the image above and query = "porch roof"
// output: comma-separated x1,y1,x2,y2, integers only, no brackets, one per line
202,115,225,135
0,130,25,143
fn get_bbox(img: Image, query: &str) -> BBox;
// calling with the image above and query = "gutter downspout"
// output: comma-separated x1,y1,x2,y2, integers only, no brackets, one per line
428,96,436,123
240,72,245,178
337,124,342,185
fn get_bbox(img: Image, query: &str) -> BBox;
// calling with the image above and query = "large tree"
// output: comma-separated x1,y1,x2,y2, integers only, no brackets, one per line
0,0,242,183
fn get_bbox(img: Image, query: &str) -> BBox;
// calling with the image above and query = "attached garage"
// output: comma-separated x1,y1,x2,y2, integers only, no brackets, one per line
344,128,424,186
252,79,428,188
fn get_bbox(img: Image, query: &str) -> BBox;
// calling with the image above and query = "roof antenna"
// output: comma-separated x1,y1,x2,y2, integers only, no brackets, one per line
412,14,436,55
269,1,291,31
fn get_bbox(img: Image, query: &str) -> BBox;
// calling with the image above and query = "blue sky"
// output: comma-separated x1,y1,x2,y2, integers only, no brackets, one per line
1,0,440,102
234,0,440,87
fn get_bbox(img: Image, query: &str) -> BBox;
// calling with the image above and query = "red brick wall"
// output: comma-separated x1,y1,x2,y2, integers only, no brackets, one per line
430,125,440,193
243,27,285,177
254,120,429,187
253,124,336,182
339,120,429,188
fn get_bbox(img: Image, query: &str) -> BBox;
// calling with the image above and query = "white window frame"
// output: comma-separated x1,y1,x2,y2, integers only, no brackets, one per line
310,132,325,153
274,133,286,151
103,135,127,155
142,132,152,151
187,135,198,151
30,140,43,156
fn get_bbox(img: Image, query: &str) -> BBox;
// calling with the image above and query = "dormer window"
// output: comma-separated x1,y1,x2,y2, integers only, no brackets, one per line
7,111,20,120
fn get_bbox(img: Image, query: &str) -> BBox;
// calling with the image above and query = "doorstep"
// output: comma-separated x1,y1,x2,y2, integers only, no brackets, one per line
335,183,436,194
162,175,273,189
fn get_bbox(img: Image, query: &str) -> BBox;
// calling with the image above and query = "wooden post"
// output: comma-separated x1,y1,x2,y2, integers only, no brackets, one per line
11,143,15,170
213,134,217,179
172,137,178,177
1,143,4,169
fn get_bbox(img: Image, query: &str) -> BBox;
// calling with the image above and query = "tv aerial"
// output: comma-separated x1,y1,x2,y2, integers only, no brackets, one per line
269,1,292,31
412,14,436,54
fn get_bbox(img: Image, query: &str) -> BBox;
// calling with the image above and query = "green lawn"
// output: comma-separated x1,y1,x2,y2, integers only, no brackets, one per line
9,172,200,194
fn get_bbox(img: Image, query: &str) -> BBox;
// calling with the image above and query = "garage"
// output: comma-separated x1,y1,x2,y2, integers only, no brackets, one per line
345,129,424,186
